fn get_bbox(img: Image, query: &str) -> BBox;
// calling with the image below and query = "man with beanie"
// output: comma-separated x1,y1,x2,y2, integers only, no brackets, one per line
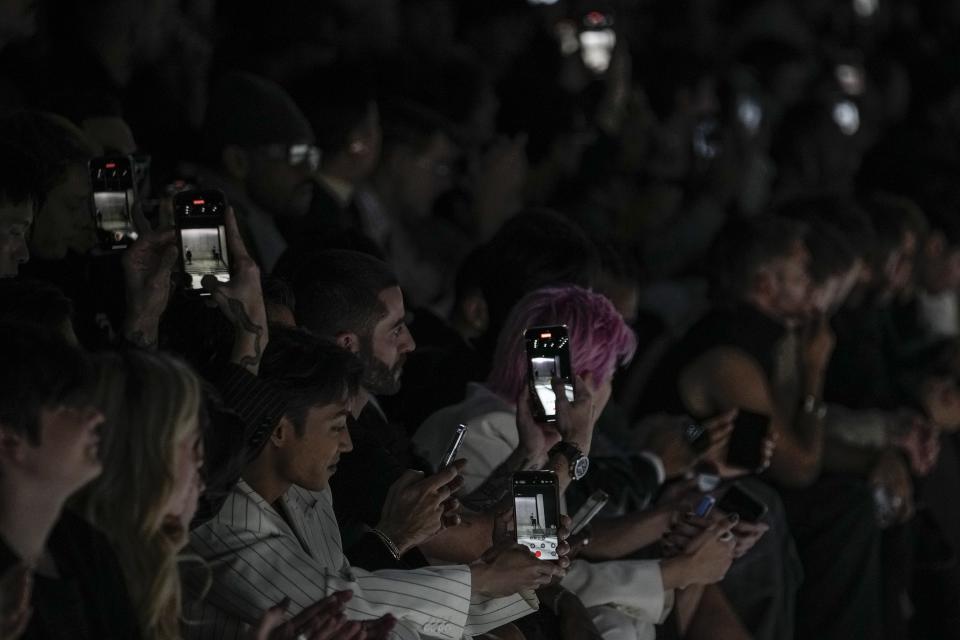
199,71,319,272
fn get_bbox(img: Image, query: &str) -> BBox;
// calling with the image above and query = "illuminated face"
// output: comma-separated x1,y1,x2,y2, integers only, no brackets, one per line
358,286,416,395
29,164,96,260
0,198,32,277
163,423,204,536
15,405,104,494
280,400,354,491
771,240,813,320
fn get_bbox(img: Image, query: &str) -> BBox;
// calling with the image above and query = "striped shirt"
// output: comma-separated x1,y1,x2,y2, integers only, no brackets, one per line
182,480,536,639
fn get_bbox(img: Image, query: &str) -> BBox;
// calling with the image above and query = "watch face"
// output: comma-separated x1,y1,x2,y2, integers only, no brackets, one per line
573,455,590,480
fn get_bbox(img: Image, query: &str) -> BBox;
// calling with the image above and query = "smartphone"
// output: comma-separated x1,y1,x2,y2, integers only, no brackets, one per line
89,156,139,251
439,424,468,470
726,410,770,471
569,489,609,536
693,494,716,518
513,471,561,560
174,189,230,294
717,482,768,522
525,325,574,423
579,11,615,74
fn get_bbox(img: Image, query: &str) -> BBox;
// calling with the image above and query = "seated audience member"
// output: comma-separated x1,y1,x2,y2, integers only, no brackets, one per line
386,208,602,436
641,215,888,640
184,327,555,639
75,349,360,640
198,71,319,272
0,112,97,264
415,285,744,639
283,63,382,241
0,142,39,278
0,110,126,347
0,324,140,639
352,99,460,312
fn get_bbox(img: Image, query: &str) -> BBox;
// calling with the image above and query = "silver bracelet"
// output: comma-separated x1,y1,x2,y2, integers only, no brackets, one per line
370,528,402,560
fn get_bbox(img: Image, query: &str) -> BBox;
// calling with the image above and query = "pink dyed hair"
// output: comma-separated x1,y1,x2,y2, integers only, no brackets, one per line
486,286,637,402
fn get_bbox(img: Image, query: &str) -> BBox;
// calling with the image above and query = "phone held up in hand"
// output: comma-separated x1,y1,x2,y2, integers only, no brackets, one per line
726,410,771,472
89,156,139,252
174,189,231,294
513,471,561,560
569,489,609,536
524,325,574,423
439,424,468,470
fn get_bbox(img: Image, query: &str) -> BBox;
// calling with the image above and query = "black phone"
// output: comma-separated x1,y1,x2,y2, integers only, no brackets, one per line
525,325,574,423
717,482,768,523
726,410,770,471
513,470,561,560
174,189,230,294
569,489,609,536
89,156,139,251
439,424,468,470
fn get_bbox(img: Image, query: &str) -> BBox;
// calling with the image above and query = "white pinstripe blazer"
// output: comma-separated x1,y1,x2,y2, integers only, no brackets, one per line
182,479,536,640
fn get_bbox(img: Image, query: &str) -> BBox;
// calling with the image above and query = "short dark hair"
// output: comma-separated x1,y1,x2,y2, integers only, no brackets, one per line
709,215,808,300
288,62,378,156
475,208,601,333
801,221,857,285
861,193,928,265
0,143,41,208
0,323,91,444
0,111,95,205
283,249,399,338
258,327,363,434
0,279,73,331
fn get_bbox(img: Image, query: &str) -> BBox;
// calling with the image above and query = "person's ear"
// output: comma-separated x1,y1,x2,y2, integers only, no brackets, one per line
461,290,489,335
335,332,361,354
270,416,296,448
0,427,25,464
221,145,250,181
927,232,946,258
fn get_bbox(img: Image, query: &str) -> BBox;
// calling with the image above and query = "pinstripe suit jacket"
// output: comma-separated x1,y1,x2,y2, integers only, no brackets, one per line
183,479,535,639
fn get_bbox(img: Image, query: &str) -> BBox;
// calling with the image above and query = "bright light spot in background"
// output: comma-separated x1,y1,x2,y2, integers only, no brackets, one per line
579,29,616,73
555,20,580,55
528,0,560,5
853,0,878,18
737,96,763,135
835,64,865,96
832,100,861,135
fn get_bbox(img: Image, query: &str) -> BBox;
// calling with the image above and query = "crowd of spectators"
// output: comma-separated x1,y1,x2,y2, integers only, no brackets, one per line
2,0,960,638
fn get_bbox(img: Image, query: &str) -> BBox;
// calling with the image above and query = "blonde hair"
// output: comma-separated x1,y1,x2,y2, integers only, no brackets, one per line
75,349,202,640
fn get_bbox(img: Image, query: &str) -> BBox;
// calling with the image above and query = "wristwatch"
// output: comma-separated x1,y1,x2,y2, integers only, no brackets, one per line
550,441,590,481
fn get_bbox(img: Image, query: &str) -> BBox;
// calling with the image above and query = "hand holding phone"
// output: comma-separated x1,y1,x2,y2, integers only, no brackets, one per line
174,189,231,293
90,156,139,251
439,424,468,470
716,482,768,523
725,410,771,472
175,195,267,372
569,490,609,536
525,325,574,423
513,471,561,560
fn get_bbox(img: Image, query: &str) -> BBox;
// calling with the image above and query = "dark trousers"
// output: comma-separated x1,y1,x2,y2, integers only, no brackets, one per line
778,474,883,640
720,477,804,640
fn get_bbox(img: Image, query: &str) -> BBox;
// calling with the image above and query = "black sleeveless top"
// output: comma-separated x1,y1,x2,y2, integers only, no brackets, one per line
639,304,788,419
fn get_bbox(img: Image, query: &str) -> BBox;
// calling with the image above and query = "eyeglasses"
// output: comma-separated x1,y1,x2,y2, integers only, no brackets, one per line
255,144,322,172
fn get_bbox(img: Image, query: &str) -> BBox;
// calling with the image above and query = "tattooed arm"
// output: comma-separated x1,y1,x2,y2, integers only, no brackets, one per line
122,228,178,349
202,208,268,375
